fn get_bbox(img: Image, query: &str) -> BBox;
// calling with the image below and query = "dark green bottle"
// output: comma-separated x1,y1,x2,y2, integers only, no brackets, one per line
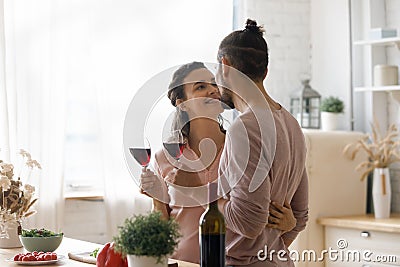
199,182,226,267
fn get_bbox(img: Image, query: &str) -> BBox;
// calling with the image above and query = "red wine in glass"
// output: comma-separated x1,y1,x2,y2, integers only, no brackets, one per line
163,130,185,161
163,143,185,160
129,148,151,168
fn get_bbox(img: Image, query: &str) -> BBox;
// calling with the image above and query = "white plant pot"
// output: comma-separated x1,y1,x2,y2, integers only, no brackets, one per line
321,112,340,131
372,168,391,219
127,255,167,267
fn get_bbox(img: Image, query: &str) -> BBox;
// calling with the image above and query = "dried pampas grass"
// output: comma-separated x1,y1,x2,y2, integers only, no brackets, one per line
343,120,400,181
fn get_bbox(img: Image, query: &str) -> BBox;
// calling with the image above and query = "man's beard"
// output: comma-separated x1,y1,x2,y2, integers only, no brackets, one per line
221,89,235,109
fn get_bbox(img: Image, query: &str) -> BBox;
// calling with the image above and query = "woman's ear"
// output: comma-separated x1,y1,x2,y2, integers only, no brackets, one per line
176,99,188,112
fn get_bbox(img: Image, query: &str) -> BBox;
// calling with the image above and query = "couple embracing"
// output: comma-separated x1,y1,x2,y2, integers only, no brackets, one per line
140,19,308,267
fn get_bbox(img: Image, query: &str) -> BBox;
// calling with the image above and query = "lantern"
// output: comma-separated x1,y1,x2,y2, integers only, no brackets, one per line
290,80,321,129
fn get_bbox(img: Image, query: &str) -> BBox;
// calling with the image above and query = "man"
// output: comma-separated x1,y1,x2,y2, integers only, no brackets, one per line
216,19,309,266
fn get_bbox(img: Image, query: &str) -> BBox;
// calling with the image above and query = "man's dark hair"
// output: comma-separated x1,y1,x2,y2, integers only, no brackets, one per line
217,19,268,82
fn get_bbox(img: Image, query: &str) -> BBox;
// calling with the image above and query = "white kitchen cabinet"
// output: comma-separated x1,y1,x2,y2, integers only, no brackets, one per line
63,198,108,244
319,214,400,267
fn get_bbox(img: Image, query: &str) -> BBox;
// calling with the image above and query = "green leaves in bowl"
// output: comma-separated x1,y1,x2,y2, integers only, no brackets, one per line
21,228,63,237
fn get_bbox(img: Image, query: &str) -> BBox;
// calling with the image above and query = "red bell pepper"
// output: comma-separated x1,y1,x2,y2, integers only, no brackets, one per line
96,242,127,267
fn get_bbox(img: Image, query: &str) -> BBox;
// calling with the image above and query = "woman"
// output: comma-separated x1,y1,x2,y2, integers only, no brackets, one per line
140,62,295,264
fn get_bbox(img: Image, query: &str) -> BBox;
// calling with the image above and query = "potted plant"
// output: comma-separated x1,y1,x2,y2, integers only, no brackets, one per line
343,121,400,218
113,212,181,267
320,96,344,130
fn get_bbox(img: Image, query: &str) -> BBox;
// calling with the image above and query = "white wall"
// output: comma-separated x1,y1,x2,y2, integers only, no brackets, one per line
234,0,352,130
310,0,351,130
234,0,312,110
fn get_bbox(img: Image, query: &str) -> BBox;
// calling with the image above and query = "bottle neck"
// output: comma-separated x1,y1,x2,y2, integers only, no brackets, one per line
207,182,219,210
208,200,219,210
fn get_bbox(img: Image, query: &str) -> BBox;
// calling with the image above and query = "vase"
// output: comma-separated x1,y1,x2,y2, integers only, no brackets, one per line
321,112,340,131
126,255,167,267
0,220,23,248
372,168,391,219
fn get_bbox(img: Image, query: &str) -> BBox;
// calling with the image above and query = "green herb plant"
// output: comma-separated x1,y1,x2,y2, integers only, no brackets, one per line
321,96,344,113
113,211,181,263
90,247,100,258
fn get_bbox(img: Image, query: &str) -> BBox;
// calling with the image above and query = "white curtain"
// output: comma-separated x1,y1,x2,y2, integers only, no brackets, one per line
1,0,66,231
0,0,9,158
1,0,232,240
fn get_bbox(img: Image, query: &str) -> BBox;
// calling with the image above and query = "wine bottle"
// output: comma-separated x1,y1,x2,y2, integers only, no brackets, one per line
199,182,226,267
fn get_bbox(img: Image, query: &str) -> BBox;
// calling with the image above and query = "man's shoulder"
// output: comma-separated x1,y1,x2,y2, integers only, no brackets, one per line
227,111,258,137
233,107,273,128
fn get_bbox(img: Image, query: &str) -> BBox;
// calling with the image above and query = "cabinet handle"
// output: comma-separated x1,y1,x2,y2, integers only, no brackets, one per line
360,231,370,238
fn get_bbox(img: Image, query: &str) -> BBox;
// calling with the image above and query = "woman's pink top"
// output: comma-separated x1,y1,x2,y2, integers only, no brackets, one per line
154,144,223,264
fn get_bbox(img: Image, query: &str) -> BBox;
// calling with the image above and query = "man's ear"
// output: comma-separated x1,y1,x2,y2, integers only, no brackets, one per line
176,99,188,112
221,57,231,78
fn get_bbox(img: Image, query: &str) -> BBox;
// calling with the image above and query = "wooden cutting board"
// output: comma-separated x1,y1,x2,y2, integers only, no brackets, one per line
68,251,179,266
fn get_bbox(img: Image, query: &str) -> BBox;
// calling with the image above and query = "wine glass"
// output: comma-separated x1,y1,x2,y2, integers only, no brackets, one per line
129,137,151,171
163,130,185,161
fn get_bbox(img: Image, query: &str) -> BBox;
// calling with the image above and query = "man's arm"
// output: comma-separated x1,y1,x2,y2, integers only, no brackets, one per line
280,168,309,246
218,118,272,239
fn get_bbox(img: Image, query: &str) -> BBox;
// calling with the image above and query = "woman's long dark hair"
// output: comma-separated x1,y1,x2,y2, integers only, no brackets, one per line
167,62,225,138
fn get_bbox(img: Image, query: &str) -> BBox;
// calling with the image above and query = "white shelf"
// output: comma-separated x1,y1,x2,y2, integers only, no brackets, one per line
354,85,400,92
353,37,400,48
354,86,400,103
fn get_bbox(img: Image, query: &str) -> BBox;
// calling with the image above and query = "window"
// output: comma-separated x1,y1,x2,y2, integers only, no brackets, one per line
60,1,233,198
64,88,103,197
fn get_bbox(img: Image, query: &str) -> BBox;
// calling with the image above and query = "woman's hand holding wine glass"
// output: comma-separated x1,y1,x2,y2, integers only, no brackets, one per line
128,137,169,202
140,169,169,202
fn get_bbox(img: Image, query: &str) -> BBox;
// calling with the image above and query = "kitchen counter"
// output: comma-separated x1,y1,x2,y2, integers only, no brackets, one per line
317,213,400,233
318,214,400,266
0,237,199,267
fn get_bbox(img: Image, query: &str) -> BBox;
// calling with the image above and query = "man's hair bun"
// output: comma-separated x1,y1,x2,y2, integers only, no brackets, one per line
244,19,264,35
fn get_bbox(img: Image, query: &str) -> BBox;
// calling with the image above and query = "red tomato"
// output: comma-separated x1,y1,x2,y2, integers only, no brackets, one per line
51,253,57,260
37,254,45,261
28,255,36,261
32,251,39,256
44,254,52,261
22,256,30,261
13,254,21,261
